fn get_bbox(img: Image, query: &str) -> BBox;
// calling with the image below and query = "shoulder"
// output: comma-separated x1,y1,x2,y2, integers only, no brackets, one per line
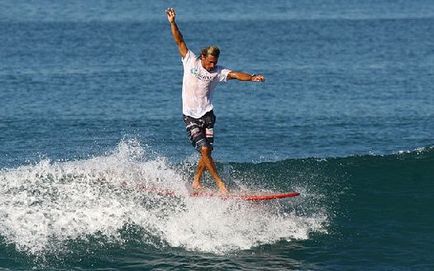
215,65,230,73
215,65,232,81
182,50,198,65
183,50,196,60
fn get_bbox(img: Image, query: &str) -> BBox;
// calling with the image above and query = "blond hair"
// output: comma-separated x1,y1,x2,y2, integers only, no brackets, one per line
201,46,220,58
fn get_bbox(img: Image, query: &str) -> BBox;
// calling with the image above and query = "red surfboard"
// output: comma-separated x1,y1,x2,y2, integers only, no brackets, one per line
190,190,300,201
129,183,299,201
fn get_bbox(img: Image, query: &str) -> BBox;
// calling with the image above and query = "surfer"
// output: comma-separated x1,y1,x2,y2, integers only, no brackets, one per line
166,8,265,194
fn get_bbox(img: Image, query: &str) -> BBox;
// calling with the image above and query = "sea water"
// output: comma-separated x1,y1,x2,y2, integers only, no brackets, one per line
1,0,434,270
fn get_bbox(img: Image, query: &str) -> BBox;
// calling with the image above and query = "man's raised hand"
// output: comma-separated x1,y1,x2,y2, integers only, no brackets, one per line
166,8,176,23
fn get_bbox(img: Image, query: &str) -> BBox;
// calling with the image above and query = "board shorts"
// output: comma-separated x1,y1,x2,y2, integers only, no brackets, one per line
183,110,215,152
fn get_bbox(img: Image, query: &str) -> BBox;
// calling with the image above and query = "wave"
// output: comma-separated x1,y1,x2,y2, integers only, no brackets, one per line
0,139,327,257
1,139,432,258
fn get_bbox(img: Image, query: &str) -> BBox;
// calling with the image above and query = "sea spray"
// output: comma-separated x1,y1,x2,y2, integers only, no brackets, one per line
0,139,328,256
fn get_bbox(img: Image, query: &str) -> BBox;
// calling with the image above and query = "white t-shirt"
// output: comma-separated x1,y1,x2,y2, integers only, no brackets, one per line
181,50,231,118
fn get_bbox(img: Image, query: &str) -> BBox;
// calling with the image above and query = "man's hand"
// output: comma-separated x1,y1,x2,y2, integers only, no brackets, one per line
166,8,176,24
251,74,265,82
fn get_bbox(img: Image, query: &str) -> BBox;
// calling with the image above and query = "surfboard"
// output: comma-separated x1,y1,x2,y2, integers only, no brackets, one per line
129,183,299,201
190,190,300,201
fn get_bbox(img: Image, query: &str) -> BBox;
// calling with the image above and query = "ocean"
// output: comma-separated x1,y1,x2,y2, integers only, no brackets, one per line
1,0,434,270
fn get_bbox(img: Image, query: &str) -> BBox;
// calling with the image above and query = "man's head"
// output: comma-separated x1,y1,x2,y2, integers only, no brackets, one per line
200,46,220,72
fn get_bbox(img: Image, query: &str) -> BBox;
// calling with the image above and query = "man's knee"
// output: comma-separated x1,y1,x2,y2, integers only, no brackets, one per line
200,146,212,156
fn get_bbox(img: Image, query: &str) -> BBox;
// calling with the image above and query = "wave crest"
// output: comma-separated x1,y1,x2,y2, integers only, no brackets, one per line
0,139,328,256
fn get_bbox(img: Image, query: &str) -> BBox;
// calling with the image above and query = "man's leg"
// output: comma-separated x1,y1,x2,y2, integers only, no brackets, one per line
192,157,205,190
198,146,228,194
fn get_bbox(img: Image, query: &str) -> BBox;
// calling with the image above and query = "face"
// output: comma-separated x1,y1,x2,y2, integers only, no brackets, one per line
201,54,218,72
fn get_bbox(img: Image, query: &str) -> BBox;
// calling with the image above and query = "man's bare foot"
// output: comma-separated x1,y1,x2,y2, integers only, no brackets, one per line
192,181,203,191
217,183,229,195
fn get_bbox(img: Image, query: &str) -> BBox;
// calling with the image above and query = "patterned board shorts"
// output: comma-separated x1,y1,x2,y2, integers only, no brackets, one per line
183,110,216,152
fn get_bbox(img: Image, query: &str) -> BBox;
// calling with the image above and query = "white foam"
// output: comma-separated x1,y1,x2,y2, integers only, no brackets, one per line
161,198,327,254
0,139,328,255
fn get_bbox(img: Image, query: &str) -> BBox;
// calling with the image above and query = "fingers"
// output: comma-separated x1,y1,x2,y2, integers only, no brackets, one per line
253,75,265,82
165,7,176,17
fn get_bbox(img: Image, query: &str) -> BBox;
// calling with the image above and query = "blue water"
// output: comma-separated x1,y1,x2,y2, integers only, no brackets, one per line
1,1,434,270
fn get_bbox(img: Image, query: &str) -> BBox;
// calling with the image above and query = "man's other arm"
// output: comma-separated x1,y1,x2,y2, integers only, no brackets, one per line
166,8,188,58
227,71,265,82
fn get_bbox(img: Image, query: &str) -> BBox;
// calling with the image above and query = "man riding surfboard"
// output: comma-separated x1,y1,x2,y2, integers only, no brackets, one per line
166,8,265,194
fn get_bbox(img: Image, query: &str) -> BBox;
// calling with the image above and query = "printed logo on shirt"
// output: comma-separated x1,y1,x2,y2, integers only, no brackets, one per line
190,67,214,81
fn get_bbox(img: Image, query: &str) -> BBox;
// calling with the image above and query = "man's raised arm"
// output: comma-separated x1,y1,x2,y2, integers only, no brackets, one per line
166,8,188,58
